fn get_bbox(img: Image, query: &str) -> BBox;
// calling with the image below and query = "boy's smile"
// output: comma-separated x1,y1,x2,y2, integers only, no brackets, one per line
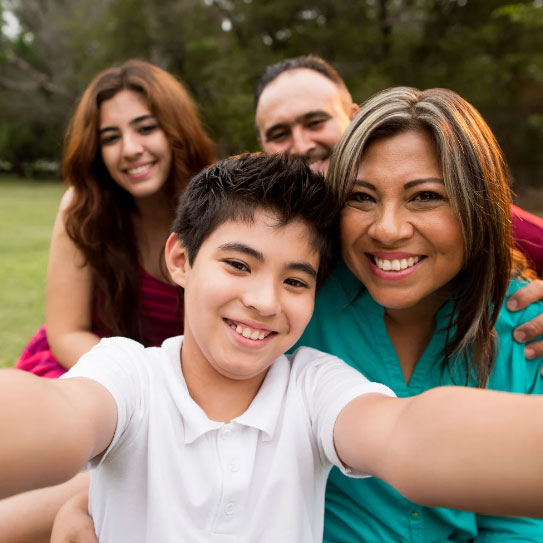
166,209,320,418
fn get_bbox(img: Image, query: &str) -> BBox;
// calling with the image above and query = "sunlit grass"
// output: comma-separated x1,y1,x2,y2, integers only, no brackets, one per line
0,177,63,367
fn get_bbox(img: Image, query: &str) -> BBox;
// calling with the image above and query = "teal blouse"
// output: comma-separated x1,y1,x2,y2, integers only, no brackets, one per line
296,260,543,543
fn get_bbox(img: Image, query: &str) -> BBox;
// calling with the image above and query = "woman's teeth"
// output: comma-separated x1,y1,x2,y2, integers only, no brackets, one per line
229,322,267,340
127,164,152,175
374,256,420,271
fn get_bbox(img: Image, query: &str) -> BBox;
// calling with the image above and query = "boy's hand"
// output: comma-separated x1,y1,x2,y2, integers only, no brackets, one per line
507,280,543,363
51,491,97,543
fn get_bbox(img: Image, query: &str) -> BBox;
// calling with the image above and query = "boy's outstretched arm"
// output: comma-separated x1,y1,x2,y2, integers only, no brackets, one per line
334,387,543,518
0,369,117,499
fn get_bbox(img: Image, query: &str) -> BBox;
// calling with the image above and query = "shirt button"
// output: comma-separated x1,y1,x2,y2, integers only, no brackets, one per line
410,511,420,520
221,428,231,439
225,502,235,515
229,461,239,472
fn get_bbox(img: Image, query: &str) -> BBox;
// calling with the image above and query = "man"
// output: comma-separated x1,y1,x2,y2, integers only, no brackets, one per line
254,54,543,359
255,56,357,176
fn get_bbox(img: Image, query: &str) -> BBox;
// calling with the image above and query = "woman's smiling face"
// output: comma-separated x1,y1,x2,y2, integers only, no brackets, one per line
340,129,465,314
99,89,172,199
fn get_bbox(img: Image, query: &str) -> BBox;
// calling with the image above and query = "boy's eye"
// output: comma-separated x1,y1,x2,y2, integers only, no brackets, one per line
223,259,249,272
284,278,309,289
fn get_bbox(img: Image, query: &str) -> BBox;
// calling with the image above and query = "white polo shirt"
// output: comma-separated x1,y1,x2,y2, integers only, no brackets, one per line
64,336,394,543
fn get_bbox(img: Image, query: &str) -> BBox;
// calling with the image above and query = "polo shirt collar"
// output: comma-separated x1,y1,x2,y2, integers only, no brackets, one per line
234,354,289,441
161,336,290,444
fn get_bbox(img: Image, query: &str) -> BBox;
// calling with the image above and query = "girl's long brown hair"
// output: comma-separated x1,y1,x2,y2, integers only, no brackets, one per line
63,60,215,341
330,87,531,387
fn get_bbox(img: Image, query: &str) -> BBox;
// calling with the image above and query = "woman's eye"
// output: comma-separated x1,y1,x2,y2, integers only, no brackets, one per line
347,192,374,204
284,278,309,289
138,124,158,135
412,191,444,202
224,259,249,272
100,134,119,146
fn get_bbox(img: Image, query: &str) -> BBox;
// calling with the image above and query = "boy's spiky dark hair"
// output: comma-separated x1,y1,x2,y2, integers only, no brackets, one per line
171,152,339,288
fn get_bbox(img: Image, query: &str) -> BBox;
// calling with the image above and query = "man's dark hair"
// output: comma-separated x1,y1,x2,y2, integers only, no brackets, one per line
254,55,351,112
172,153,339,288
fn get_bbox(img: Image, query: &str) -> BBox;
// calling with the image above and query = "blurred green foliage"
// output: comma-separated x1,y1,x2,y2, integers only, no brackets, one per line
0,0,541,186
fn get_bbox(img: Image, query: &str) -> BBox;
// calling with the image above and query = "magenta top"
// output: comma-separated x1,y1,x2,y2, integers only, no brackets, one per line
16,268,183,378
512,204,543,276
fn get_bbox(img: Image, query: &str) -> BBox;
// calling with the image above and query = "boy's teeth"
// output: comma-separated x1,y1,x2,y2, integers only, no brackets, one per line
374,256,420,271
230,322,268,341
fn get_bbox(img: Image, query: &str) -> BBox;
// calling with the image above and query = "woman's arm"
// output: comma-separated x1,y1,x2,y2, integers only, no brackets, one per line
334,387,543,518
0,473,91,543
46,190,100,369
51,488,98,543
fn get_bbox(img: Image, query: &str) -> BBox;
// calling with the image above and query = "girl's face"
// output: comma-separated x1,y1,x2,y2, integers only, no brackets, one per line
340,129,464,315
99,89,172,199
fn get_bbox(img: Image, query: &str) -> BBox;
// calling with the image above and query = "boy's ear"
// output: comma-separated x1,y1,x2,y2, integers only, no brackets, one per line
165,232,189,288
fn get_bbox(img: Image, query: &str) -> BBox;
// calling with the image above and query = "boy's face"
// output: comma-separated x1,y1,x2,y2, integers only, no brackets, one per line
166,209,320,386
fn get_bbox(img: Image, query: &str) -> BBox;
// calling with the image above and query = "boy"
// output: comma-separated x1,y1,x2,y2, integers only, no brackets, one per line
2,153,543,542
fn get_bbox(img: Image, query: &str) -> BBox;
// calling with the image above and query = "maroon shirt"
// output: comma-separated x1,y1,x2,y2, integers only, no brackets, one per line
16,268,183,378
512,204,543,276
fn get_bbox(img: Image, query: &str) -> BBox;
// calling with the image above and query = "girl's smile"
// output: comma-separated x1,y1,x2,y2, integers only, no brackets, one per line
99,89,172,199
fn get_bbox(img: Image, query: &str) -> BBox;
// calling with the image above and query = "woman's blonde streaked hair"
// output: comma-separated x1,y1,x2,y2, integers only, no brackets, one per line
329,86,529,387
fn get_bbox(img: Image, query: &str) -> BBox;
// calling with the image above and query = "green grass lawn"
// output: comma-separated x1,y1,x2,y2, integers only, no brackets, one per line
0,177,64,368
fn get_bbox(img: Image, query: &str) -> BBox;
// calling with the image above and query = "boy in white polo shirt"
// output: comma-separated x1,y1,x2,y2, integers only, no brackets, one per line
2,153,543,543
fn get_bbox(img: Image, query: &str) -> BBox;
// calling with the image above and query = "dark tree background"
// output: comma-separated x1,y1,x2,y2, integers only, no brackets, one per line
0,0,541,189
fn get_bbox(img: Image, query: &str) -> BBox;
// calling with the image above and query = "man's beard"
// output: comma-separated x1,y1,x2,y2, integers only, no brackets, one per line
300,147,332,174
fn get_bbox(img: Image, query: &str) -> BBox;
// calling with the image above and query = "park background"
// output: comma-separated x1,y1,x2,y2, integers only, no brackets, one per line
0,0,542,367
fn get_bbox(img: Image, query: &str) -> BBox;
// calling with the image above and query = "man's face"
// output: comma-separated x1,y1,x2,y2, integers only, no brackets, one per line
256,68,356,175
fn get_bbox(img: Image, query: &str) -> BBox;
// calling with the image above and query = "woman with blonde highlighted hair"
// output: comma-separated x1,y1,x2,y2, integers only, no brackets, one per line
300,87,543,541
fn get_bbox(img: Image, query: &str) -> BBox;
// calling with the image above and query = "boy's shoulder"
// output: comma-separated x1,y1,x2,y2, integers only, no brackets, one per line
286,346,394,401
286,346,353,378
287,345,340,363
63,335,183,383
